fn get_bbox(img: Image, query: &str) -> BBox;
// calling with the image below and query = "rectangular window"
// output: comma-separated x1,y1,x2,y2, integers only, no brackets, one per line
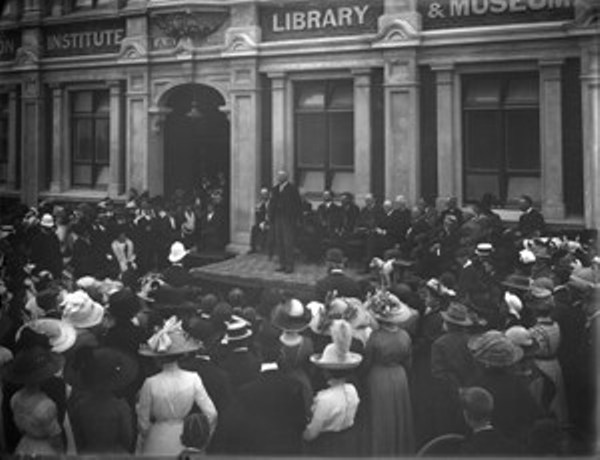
295,79,354,194
71,90,109,189
0,94,8,184
462,73,540,207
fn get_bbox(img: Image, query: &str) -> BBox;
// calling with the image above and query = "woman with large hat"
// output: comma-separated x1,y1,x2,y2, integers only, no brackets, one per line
136,316,217,455
67,347,139,454
303,319,362,456
2,346,66,455
362,290,415,455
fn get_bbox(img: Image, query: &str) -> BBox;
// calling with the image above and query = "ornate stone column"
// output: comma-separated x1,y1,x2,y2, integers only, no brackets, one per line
49,84,63,193
5,87,18,190
229,63,261,253
353,68,372,203
269,72,290,180
126,72,150,194
383,53,420,203
108,80,124,198
581,39,600,233
539,59,565,220
433,64,458,208
20,75,44,205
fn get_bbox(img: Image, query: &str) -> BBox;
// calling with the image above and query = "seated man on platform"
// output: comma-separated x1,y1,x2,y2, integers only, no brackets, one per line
337,192,361,259
316,190,342,247
250,188,270,254
314,248,361,302
200,194,227,253
358,193,385,266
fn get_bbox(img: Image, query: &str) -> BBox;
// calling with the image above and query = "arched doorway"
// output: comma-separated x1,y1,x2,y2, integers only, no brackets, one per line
163,83,229,199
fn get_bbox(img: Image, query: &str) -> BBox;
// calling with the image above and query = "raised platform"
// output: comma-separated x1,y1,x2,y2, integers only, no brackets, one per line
189,253,367,302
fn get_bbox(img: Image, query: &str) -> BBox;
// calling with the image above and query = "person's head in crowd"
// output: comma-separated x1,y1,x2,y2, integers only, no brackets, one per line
227,288,245,309
341,192,354,207
460,387,494,430
39,213,55,234
518,194,534,212
185,314,216,349
364,193,375,208
108,287,141,324
211,301,234,332
325,248,346,272
211,191,223,206
480,193,496,213
221,315,253,350
322,189,334,203
114,224,129,243
276,170,288,185
200,293,219,315
310,319,362,381
446,196,459,211
140,316,202,366
440,301,473,332
469,330,524,370
527,277,555,317
259,187,269,201
393,195,407,211
382,199,393,214
443,214,458,232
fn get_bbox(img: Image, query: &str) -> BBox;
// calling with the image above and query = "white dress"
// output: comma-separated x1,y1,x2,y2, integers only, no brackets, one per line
136,365,217,456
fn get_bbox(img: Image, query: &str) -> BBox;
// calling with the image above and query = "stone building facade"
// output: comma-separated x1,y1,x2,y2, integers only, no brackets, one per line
0,0,598,250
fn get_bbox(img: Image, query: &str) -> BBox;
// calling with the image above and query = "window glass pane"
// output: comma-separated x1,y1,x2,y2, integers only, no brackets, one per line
329,113,354,168
331,171,354,193
0,164,6,183
73,165,92,186
507,177,541,205
73,92,93,113
505,77,538,105
296,82,325,109
464,78,501,106
329,81,353,109
465,174,500,203
73,119,93,162
464,111,502,170
298,170,325,193
505,109,540,171
95,119,109,163
75,0,93,8
95,165,109,186
296,113,326,167
95,91,109,113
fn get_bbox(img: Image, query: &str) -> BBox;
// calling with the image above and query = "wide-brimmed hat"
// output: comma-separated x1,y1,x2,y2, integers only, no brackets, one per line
501,274,531,292
529,277,554,299
16,319,76,353
365,291,414,325
475,243,494,257
569,267,599,292
469,330,524,368
441,302,474,327
40,213,55,228
272,298,312,332
2,346,63,384
310,319,362,370
70,347,139,391
139,316,202,356
221,316,253,344
61,290,105,329
505,326,533,348
168,241,189,263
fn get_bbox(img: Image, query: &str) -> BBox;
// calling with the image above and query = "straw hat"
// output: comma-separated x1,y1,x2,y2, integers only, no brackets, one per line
310,319,362,370
39,213,55,228
441,302,474,327
272,298,312,332
168,241,189,263
475,243,494,257
221,316,253,344
16,319,77,353
469,330,524,368
61,290,105,329
139,316,202,357
2,347,63,384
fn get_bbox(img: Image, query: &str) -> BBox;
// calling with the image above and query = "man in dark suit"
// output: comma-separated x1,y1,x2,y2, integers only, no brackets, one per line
316,189,342,242
269,170,302,273
314,248,361,301
460,387,519,455
200,200,227,253
517,195,545,238
249,187,270,254
29,213,63,279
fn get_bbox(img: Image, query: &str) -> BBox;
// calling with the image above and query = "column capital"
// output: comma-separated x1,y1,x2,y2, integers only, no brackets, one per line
430,63,454,72
539,58,565,67
267,72,286,80
434,65,455,86
107,80,124,89
351,67,373,77
539,59,563,81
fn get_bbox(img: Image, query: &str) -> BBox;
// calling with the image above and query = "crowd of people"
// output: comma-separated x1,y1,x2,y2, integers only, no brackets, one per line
0,180,598,457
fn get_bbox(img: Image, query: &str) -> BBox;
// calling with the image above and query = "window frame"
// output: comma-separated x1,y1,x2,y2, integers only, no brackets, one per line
294,79,354,192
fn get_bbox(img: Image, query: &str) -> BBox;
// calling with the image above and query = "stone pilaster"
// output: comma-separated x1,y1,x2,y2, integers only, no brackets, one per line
433,64,458,208
353,68,372,203
108,81,124,198
229,62,261,253
126,72,150,194
581,39,600,234
5,87,18,190
269,72,289,181
383,53,420,203
20,75,44,205
539,59,565,220
49,84,63,193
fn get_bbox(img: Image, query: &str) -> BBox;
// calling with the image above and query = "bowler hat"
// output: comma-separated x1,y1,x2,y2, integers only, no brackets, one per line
441,302,474,327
